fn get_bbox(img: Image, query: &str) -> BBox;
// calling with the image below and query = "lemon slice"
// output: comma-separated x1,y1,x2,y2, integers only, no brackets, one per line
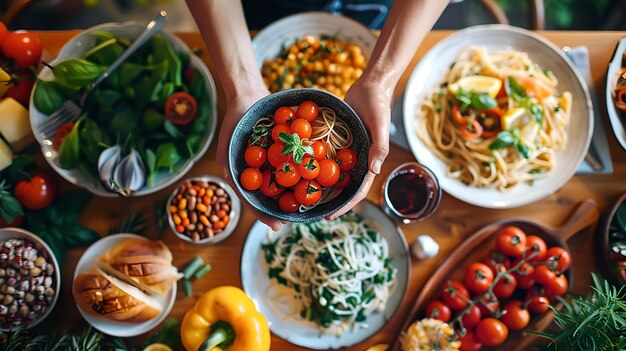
143,343,173,351
365,344,388,351
501,107,531,131
448,75,502,98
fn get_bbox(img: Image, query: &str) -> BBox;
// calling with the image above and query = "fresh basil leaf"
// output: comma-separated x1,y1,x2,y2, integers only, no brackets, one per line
64,224,100,247
506,76,527,97
471,93,498,110
515,140,530,159
53,59,107,87
164,120,184,139
119,62,145,87
488,131,516,150
59,121,81,170
1,155,36,184
155,142,181,169
279,132,294,144
33,80,66,114
530,103,543,126
0,194,23,223
79,119,104,165
281,143,295,155
94,89,122,107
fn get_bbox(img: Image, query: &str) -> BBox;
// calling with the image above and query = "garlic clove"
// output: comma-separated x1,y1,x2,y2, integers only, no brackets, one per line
98,145,122,188
112,149,146,196
411,235,439,260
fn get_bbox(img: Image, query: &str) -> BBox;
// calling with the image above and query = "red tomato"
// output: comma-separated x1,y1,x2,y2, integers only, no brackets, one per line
294,179,322,206
425,300,452,322
533,265,557,286
4,78,35,106
525,235,548,262
461,304,482,329
0,216,23,228
334,171,350,189
464,262,494,294
335,148,357,171
481,253,510,275
0,21,7,47
316,159,340,187
298,156,320,180
164,92,197,125
278,192,299,212
527,295,550,314
267,142,289,167
440,280,470,310
271,124,291,143
475,293,499,316
290,118,312,140
3,31,42,68
496,226,527,257
259,169,285,198
309,140,327,160
501,300,530,331
475,318,508,347
512,260,535,290
458,330,482,351
275,162,301,188
296,100,318,122
244,146,267,168
544,274,568,299
14,173,57,210
274,106,295,125
240,168,262,190
493,273,517,299
546,247,571,273
53,121,75,150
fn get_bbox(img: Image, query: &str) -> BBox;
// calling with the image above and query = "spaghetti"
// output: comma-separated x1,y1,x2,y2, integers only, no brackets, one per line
415,46,572,191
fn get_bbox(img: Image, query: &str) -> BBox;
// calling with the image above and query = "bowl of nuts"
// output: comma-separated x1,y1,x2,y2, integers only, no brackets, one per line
0,227,60,331
167,176,241,244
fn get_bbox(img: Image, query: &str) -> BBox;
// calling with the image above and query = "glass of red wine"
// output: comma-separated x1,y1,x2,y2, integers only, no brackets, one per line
381,162,441,224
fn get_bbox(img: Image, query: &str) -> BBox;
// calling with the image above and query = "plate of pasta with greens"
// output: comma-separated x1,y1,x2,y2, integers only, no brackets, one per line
403,25,592,208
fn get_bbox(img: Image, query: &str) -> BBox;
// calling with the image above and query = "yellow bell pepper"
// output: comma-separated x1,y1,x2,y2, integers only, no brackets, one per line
181,286,270,351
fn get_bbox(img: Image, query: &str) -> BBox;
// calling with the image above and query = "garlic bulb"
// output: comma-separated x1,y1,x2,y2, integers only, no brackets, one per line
97,145,121,186
411,235,439,260
112,149,146,196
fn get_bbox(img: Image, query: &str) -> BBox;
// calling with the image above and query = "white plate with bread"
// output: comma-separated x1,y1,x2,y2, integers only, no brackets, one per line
72,233,181,337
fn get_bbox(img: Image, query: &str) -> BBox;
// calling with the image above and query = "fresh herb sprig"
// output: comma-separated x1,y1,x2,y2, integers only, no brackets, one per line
107,210,148,236
456,89,498,111
488,129,531,159
506,76,543,126
279,132,313,164
0,179,23,224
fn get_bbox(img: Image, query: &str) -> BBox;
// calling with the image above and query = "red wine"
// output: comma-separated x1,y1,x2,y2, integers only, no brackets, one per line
387,171,432,215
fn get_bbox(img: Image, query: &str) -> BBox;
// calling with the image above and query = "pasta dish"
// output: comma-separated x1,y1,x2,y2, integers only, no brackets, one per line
415,46,572,191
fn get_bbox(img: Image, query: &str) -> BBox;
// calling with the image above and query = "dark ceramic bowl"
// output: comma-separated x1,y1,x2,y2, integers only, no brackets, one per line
229,88,370,222
596,191,626,286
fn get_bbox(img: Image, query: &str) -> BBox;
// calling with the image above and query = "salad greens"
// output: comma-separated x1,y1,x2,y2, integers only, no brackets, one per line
33,31,213,189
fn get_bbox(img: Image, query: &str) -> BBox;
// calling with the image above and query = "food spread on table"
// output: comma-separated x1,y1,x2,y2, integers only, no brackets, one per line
613,52,626,114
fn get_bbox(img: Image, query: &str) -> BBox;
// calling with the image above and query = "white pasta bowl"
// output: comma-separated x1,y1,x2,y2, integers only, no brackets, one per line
403,25,592,208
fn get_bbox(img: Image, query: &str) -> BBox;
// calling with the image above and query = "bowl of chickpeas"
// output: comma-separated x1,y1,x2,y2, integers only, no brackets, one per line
252,12,377,99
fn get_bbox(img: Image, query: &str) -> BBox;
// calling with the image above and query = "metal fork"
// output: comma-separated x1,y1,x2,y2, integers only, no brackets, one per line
38,11,168,140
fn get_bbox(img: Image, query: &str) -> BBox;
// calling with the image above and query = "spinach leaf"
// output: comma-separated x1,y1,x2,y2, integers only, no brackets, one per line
110,105,138,140
33,80,65,114
94,89,122,107
155,142,181,170
145,149,157,187
143,109,165,131
79,119,105,165
164,120,184,139
53,59,107,87
59,121,81,169
119,62,145,87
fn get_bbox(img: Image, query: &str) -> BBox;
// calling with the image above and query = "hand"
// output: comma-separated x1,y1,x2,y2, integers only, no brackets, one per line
326,79,392,220
215,86,283,231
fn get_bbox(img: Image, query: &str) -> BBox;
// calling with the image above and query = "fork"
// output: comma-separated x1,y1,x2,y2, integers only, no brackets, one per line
38,11,168,140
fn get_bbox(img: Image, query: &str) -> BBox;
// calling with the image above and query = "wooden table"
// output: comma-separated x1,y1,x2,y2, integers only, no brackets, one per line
33,30,626,350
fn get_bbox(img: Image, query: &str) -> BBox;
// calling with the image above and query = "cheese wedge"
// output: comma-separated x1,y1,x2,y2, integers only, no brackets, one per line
0,97,33,151
0,138,13,172
0,68,10,98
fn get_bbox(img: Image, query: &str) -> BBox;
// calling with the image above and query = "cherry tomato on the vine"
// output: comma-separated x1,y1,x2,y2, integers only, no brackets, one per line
316,159,340,187
3,31,43,68
440,280,469,310
544,273,568,299
461,303,482,329
527,295,550,314
267,142,289,168
259,169,285,198
425,300,452,322
274,106,295,125
475,293,499,316
525,235,548,262
335,148,357,171
475,318,508,347
240,168,262,191
309,140,327,160
458,330,482,351
278,192,299,212
244,146,267,168
298,156,320,180
14,173,57,210
271,124,291,143
290,118,312,140
275,161,301,188
294,179,322,206
296,100,319,122
546,247,571,273
464,262,494,294
496,226,527,257
501,300,530,331
493,273,517,299
512,260,535,290
533,264,557,286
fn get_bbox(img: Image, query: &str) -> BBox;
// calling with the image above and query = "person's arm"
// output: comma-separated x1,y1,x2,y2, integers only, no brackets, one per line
330,0,449,219
185,0,281,230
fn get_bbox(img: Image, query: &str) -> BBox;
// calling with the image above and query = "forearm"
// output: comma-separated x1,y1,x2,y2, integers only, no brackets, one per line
185,0,264,101
360,0,449,91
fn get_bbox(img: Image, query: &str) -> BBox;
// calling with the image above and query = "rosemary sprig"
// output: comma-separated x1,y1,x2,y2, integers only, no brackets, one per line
107,210,148,236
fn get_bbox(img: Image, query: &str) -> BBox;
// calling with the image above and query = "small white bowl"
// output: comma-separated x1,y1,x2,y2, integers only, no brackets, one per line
0,227,61,332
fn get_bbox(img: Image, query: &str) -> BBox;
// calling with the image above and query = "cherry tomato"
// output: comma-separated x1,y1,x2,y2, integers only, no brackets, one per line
244,146,267,168
316,159,340,187
4,77,35,106
440,280,470,310
464,262,494,294
271,124,291,143
259,169,285,198
335,148,357,171
309,140,327,160
267,142,289,168
425,300,452,322
240,168,262,190
53,121,75,150
546,247,571,273
482,253,510,275
296,100,318,122
512,260,535,289
14,173,57,210
533,265,557,286
544,274,568,299
0,21,7,47
527,295,550,314
275,162,301,188
294,179,322,205
525,235,548,262
0,216,23,228
496,226,527,257
278,192,299,212
290,118,312,140
461,304,482,329
501,300,530,331
3,31,43,68
334,171,350,189
475,318,508,347
475,293,499,316
274,106,295,125
298,156,320,180
493,273,517,299
164,92,197,125
458,330,482,351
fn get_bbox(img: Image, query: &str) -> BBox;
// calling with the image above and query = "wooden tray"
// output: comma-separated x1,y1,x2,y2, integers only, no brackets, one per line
389,198,599,351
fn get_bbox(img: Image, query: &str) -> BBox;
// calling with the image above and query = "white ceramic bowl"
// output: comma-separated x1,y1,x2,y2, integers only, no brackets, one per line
403,25,593,209
0,227,61,331
606,36,626,153
252,12,377,68
73,233,176,337
29,22,217,197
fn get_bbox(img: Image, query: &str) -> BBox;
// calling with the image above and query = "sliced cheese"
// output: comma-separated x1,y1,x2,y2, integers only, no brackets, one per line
0,68,10,98
0,138,12,172
0,97,33,151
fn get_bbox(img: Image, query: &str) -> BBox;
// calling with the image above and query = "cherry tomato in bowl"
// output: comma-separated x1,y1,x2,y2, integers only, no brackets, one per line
164,92,197,125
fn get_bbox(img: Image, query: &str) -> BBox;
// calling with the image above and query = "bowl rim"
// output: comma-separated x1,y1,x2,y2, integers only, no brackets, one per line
0,227,62,332
166,175,241,245
28,21,218,197
604,36,626,152
228,88,371,222
597,191,626,285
